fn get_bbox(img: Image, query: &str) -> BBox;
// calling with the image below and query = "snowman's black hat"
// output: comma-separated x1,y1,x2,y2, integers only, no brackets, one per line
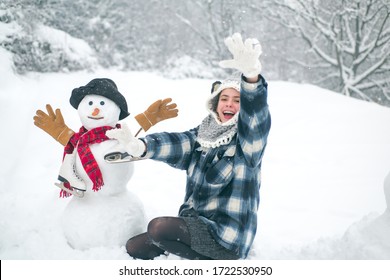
70,78,130,120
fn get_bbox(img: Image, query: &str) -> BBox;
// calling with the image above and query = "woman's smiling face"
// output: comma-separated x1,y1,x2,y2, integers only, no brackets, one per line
216,88,240,123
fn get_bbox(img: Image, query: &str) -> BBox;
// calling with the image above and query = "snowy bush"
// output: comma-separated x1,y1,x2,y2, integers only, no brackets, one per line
0,4,98,74
1,25,97,74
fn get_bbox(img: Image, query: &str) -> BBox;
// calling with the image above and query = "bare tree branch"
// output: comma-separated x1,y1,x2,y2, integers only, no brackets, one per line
266,0,390,104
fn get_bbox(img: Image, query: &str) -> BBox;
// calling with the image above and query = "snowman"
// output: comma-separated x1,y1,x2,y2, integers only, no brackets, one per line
56,78,146,249
33,78,178,250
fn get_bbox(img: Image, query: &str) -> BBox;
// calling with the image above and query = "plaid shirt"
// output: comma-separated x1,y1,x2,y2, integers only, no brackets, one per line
143,75,271,258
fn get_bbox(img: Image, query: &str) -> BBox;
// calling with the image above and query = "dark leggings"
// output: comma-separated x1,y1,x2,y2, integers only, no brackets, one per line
126,216,211,260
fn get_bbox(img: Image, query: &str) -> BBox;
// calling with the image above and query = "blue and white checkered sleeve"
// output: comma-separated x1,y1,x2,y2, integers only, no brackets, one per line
238,75,271,167
142,129,197,170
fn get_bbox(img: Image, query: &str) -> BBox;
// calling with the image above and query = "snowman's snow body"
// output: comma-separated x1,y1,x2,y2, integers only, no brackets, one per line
61,94,146,250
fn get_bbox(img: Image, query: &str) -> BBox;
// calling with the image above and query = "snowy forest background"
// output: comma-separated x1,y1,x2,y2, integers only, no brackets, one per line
1,0,390,265
1,0,389,106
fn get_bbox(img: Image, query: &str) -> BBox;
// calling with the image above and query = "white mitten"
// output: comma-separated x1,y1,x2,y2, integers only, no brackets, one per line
106,123,146,157
219,33,262,78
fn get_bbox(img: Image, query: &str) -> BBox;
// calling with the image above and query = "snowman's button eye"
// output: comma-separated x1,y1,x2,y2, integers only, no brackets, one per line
89,101,93,106
100,101,105,105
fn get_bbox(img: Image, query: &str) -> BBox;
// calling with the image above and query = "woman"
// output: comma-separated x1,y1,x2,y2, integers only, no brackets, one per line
108,33,271,259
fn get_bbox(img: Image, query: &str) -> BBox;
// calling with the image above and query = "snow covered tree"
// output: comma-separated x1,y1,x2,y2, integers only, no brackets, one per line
162,0,251,63
2,0,389,106
0,0,98,73
263,0,390,105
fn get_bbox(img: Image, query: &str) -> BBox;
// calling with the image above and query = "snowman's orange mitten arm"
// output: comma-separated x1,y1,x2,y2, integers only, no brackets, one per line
135,98,178,132
33,104,75,146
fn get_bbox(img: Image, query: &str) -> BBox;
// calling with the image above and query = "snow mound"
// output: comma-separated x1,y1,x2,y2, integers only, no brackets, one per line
281,211,390,259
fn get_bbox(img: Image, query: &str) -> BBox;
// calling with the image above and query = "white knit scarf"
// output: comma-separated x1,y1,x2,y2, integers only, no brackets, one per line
197,114,238,148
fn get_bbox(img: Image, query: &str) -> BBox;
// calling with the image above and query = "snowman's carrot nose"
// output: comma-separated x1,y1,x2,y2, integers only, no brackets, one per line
92,108,100,116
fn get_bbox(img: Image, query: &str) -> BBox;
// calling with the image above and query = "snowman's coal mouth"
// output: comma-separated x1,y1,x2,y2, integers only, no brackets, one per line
88,116,104,120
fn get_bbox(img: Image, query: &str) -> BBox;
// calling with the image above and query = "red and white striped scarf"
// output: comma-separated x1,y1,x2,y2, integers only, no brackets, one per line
60,124,120,197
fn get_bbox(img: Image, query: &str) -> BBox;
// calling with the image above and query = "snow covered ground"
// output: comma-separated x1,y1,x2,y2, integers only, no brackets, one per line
1,53,390,262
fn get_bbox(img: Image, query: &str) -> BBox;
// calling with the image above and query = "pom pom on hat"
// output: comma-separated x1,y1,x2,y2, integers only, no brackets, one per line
70,78,130,120
210,81,222,94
